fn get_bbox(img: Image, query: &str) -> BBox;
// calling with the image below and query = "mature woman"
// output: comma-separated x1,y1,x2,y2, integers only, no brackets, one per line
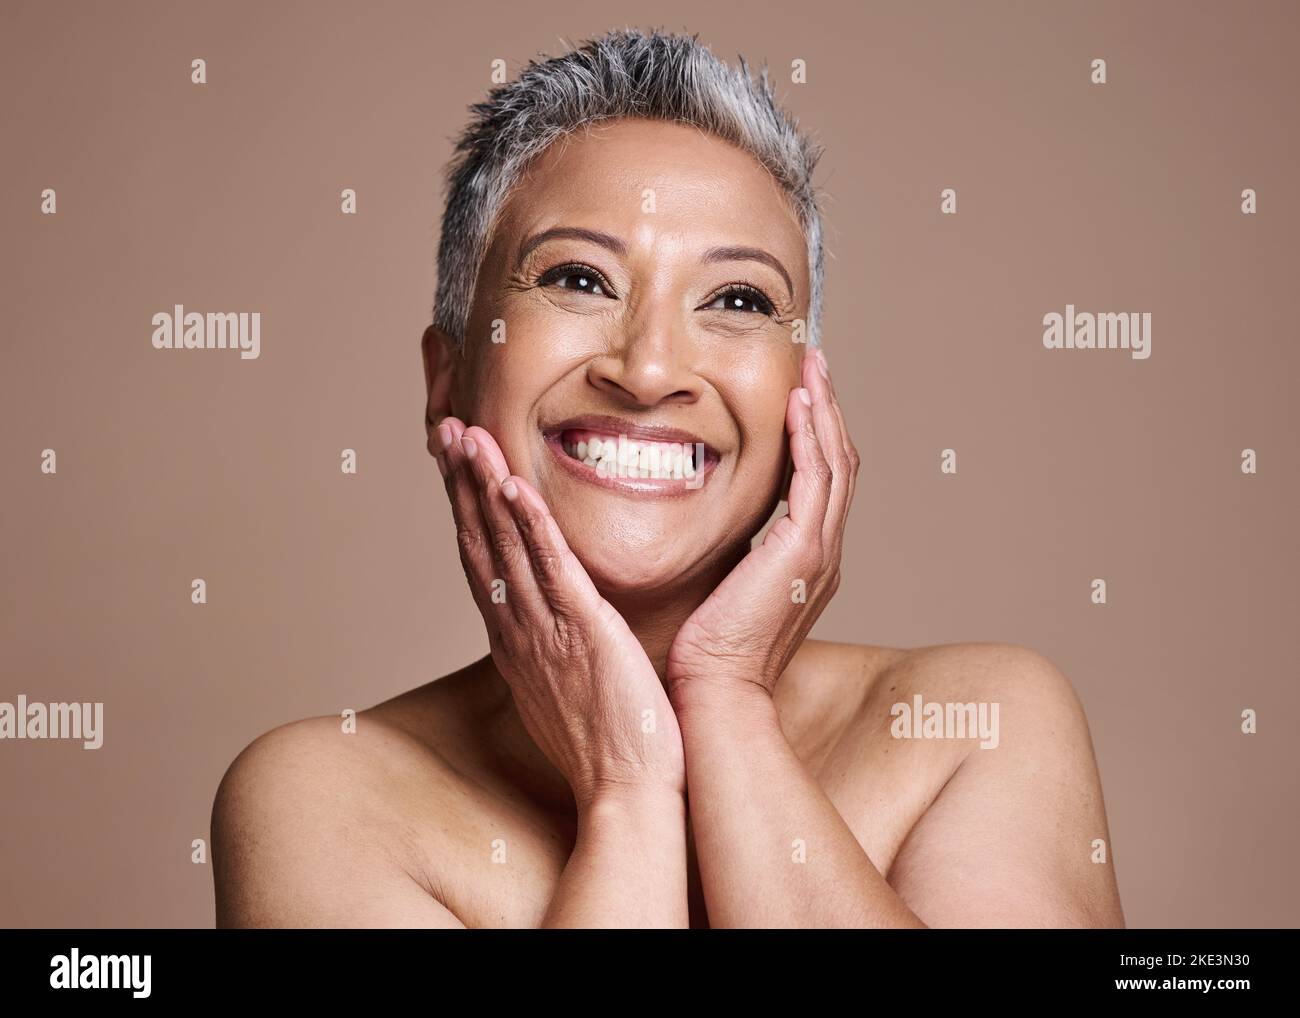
212,29,1125,929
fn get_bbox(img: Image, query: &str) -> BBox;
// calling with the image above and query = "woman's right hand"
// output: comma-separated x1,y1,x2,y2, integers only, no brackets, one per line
434,417,686,810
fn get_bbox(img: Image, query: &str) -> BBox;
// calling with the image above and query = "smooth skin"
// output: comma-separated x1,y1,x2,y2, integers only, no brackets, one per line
211,118,1125,929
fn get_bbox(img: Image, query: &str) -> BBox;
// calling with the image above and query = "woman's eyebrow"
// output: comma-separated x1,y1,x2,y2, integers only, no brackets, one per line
701,246,794,301
515,227,627,268
515,230,794,301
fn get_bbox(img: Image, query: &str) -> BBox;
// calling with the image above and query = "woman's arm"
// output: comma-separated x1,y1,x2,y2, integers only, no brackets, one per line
665,345,894,926
436,419,690,928
675,679,924,928
673,646,1124,928
666,351,1122,926
542,787,688,928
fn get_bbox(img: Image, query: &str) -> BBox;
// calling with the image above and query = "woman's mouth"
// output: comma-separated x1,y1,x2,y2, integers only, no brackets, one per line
541,416,719,496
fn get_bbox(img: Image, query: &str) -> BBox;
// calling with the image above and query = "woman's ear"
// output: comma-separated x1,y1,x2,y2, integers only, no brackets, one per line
421,324,458,453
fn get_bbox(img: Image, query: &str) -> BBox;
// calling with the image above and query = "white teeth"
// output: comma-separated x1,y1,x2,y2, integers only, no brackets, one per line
561,434,701,480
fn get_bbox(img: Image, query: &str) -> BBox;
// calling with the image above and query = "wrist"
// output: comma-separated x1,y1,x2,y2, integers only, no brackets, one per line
577,782,685,829
666,674,778,729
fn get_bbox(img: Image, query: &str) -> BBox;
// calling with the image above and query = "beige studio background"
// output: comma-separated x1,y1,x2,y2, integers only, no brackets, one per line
2,0,1297,927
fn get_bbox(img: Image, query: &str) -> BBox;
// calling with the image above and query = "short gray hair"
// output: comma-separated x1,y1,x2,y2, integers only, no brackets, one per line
432,28,826,351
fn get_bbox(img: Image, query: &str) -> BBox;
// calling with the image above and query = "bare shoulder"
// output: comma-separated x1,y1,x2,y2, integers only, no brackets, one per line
787,639,1086,743
211,709,466,928
856,641,1125,928
874,640,1090,723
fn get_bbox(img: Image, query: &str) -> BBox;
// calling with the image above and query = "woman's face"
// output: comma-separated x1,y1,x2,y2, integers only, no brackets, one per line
431,117,811,596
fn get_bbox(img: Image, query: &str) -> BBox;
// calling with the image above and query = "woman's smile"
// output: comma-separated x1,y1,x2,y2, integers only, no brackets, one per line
541,414,721,497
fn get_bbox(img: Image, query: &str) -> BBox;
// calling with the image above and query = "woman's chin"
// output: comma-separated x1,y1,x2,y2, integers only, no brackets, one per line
563,528,752,604
541,481,715,546
568,544,695,598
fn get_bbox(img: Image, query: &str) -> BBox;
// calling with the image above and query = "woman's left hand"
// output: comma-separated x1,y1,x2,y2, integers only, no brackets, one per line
665,346,859,703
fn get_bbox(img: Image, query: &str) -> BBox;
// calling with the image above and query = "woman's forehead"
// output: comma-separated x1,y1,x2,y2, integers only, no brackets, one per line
516,119,785,204
495,119,807,261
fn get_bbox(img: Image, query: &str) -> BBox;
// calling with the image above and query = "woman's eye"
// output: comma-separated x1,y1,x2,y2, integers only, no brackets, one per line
705,287,776,316
540,265,611,297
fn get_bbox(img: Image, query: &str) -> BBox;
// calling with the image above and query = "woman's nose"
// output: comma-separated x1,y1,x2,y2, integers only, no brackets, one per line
586,331,702,407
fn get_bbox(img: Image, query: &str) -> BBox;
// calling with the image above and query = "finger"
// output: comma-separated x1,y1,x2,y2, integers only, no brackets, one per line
803,349,851,493
499,471,601,617
432,418,453,478
815,347,856,478
460,425,549,622
785,376,832,534
807,348,860,549
802,350,856,564
437,417,509,623
828,396,860,524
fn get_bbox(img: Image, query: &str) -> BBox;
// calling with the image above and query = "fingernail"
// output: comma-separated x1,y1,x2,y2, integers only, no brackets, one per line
798,387,812,406
500,478,518,502
462,436,478,460
814,347,829,379
437,424,452,450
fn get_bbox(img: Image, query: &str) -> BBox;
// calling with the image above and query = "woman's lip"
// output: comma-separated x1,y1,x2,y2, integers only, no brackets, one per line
542,431,717,496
